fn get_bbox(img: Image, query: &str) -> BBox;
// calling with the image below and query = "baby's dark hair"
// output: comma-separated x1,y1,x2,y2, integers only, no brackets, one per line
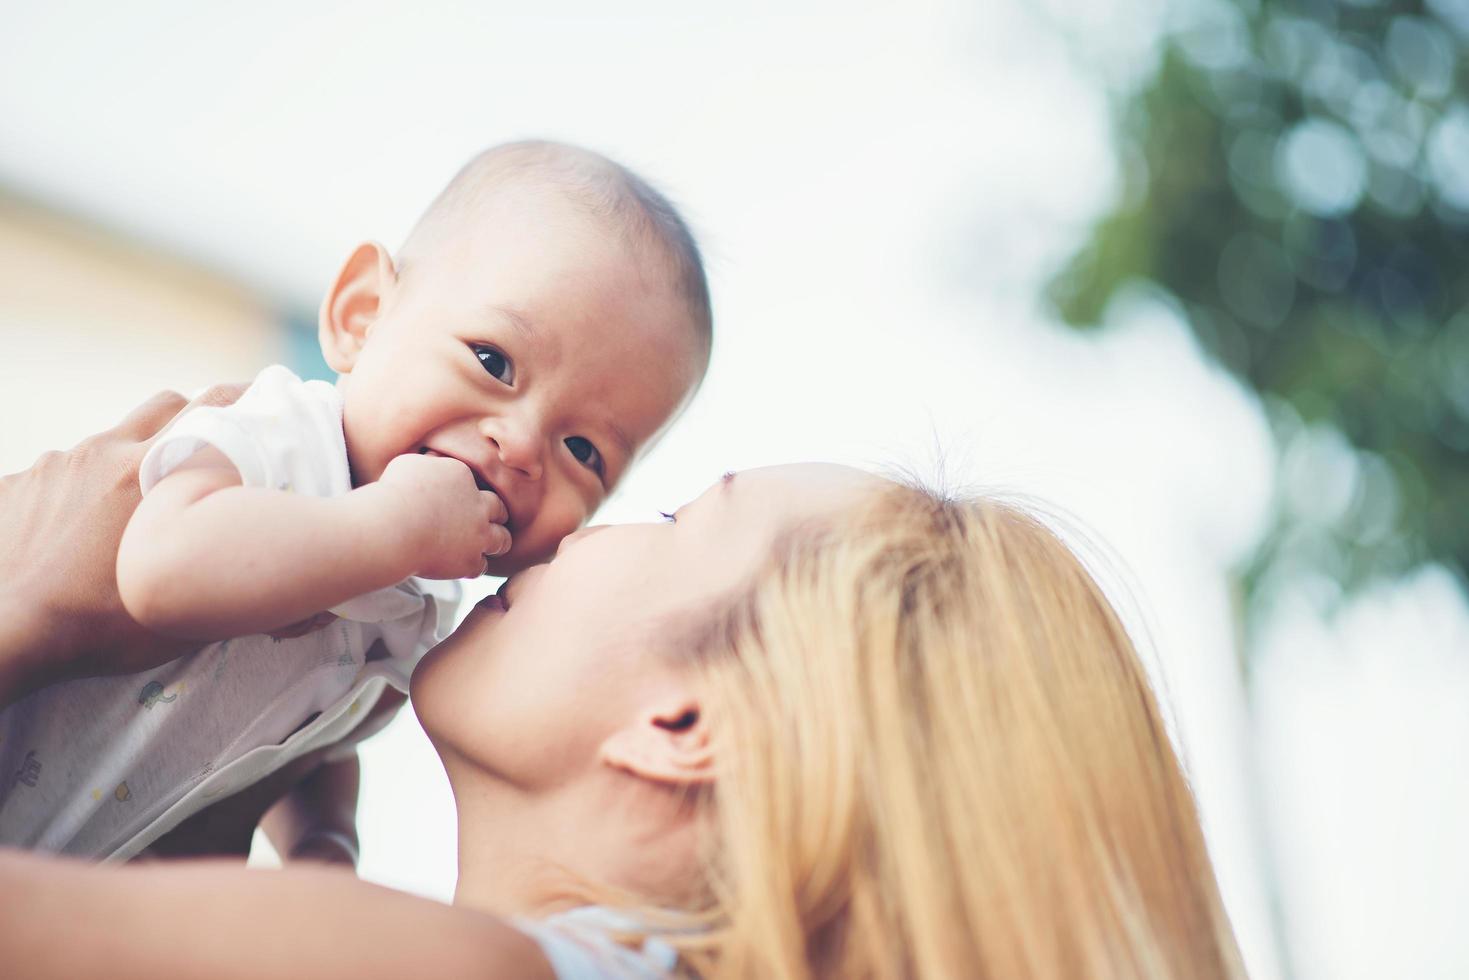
399,140,712,351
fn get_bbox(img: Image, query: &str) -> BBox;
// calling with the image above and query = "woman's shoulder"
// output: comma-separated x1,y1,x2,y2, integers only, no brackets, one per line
513,907,681,980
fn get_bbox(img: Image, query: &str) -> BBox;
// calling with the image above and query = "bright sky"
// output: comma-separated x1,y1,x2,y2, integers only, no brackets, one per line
4,3,1462,977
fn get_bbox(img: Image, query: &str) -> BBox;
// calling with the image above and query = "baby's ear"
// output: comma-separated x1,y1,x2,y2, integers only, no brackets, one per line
319,242,396,373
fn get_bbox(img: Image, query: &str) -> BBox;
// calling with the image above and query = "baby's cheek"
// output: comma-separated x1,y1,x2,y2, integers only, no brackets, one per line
483,541,550,577
485,517,574,576
487,485,595,574
534,496,594,558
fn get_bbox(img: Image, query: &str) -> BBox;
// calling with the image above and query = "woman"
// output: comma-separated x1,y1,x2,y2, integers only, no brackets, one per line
1,454,1245,978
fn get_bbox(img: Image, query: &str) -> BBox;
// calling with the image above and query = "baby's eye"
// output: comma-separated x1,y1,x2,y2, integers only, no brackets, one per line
565,437,604,479
472,345,514,385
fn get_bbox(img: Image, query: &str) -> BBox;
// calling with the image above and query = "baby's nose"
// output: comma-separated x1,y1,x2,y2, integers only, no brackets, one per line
482,419,543,480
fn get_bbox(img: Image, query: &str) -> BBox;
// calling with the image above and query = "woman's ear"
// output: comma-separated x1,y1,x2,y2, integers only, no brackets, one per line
600,695,714,788
318,241,397,374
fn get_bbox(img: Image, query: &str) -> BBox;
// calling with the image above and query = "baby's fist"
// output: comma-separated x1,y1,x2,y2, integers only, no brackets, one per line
376,453,510,579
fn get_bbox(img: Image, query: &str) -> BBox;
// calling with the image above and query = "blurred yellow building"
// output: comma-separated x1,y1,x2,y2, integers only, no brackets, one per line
0,188,295,475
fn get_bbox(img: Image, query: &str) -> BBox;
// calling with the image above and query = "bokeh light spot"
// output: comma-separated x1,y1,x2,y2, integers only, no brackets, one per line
1277,118,1368,216
1426,104,1469,211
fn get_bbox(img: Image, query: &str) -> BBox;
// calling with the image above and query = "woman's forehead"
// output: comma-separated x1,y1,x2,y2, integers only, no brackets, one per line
693,463,883,517
671,464,886,576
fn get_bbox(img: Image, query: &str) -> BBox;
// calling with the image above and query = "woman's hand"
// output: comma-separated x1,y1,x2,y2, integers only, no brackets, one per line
0,385,245,706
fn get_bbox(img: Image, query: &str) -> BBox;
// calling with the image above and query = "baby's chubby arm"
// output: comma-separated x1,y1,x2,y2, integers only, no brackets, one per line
117,449,509,641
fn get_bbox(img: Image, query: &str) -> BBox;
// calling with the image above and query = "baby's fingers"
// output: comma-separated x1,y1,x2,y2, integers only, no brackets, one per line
480,490,509,526
481,523,512,567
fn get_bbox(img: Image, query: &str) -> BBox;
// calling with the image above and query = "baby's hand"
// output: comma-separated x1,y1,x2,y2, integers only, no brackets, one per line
375,453,510,579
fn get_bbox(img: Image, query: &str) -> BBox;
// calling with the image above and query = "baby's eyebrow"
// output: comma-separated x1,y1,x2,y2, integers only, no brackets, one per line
490,304,536,342
606,421,634,462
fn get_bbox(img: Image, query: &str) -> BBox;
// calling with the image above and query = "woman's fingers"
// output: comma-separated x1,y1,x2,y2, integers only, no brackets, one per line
186,382,251,411
150,383,250,444
109,389,190,442
107,383,249,445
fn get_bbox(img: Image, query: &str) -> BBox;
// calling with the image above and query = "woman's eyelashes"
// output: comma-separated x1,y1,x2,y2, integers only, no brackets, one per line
472,344,514,385
659,510,677,524
565,436,605,480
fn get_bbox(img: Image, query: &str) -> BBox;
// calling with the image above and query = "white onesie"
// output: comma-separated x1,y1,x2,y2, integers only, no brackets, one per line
0,365,459,859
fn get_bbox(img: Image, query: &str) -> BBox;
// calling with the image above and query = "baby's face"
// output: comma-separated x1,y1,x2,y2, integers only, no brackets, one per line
334,190,705,575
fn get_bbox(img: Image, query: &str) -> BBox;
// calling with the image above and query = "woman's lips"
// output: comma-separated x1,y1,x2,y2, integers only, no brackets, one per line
474,576,513,613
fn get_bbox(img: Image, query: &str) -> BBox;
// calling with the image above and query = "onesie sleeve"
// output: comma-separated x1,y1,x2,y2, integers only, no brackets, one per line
138,365,352,499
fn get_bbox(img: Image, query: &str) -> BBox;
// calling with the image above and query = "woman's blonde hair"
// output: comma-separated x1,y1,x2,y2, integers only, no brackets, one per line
673,482,1246,979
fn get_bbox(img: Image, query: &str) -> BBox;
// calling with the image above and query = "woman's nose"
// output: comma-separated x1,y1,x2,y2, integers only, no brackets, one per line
480,418,543,480
556,524,610,557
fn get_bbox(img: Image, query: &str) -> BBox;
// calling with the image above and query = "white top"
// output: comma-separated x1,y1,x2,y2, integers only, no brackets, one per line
516,908,680,979
0,365,458,859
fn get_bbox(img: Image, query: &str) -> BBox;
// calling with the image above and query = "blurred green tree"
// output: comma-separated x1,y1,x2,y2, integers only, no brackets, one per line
1049,0,1469,637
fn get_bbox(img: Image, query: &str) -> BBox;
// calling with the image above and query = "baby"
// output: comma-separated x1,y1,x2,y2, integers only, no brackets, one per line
0,141,711,863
